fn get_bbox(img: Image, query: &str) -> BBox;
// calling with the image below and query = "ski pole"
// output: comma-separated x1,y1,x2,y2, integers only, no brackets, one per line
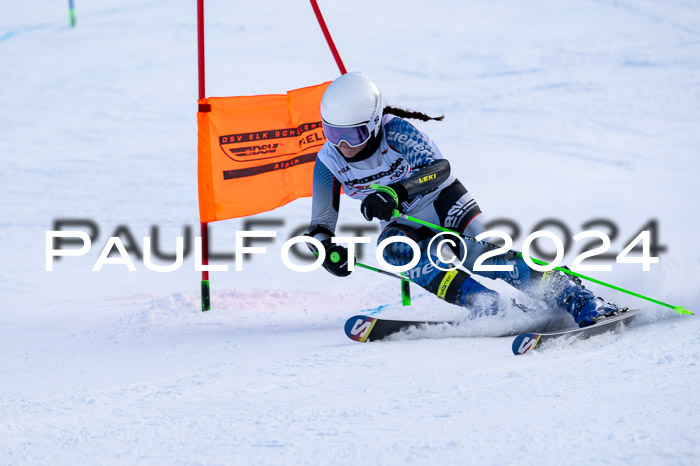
390,209,692,316
68,0,76,27
313,249,413,305
352,259,413,306
355,261,413,283
313,250,413,283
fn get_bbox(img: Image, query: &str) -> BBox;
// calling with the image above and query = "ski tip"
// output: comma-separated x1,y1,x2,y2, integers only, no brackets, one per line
512,333,541,356
344,315,378,343
674,306,693,316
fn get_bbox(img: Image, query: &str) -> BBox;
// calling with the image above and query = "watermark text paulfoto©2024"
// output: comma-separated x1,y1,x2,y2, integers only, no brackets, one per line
45,217,667,263
45,226,662,274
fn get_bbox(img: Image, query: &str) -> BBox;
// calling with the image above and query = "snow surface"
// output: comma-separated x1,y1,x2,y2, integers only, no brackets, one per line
2,0,700,464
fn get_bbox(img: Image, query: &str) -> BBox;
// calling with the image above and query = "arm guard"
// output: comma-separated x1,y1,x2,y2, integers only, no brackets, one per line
390,159,451,202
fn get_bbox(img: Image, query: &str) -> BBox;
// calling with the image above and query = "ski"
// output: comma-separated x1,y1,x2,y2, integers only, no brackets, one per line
344,315,457,342
511,309,640,355
345,309,641,347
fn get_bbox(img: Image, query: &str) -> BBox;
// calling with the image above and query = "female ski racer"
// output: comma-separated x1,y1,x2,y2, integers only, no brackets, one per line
307,72,621,326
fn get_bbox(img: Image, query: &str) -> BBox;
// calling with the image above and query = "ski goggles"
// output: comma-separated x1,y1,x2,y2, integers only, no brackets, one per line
322,120,372,148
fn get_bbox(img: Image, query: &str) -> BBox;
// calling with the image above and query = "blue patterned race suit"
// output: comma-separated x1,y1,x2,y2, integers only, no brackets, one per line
308,114,607,321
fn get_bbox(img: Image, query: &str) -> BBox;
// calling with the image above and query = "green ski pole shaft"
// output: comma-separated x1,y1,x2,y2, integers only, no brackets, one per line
355,261,413,283
68,0,76,27
327,251,412,306
392,210,692,316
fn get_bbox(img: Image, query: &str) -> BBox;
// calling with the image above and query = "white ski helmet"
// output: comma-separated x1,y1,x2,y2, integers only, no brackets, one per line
321,72,383,147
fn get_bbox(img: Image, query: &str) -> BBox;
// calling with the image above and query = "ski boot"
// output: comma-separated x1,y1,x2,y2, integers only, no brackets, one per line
545,270,621,327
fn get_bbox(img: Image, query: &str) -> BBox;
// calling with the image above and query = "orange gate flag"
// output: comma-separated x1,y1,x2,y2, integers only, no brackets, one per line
197,81,331,222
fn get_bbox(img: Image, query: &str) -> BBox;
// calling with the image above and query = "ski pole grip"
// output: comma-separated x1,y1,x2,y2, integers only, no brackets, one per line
312,247,340,264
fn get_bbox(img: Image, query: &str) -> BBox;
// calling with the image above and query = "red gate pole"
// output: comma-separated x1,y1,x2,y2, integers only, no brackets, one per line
309,0,347,74
197,0,206,100
197,0,211,312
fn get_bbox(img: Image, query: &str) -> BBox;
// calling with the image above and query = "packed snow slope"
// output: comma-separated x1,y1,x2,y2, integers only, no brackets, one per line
1,0,700,464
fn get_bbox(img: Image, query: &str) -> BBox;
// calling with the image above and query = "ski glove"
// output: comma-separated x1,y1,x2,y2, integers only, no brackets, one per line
361,184,402,222
360,161,451,222
305,228,353,277
322,242,353,277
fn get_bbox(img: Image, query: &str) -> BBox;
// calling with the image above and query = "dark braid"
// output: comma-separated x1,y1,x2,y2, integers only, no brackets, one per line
383,105,444,122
